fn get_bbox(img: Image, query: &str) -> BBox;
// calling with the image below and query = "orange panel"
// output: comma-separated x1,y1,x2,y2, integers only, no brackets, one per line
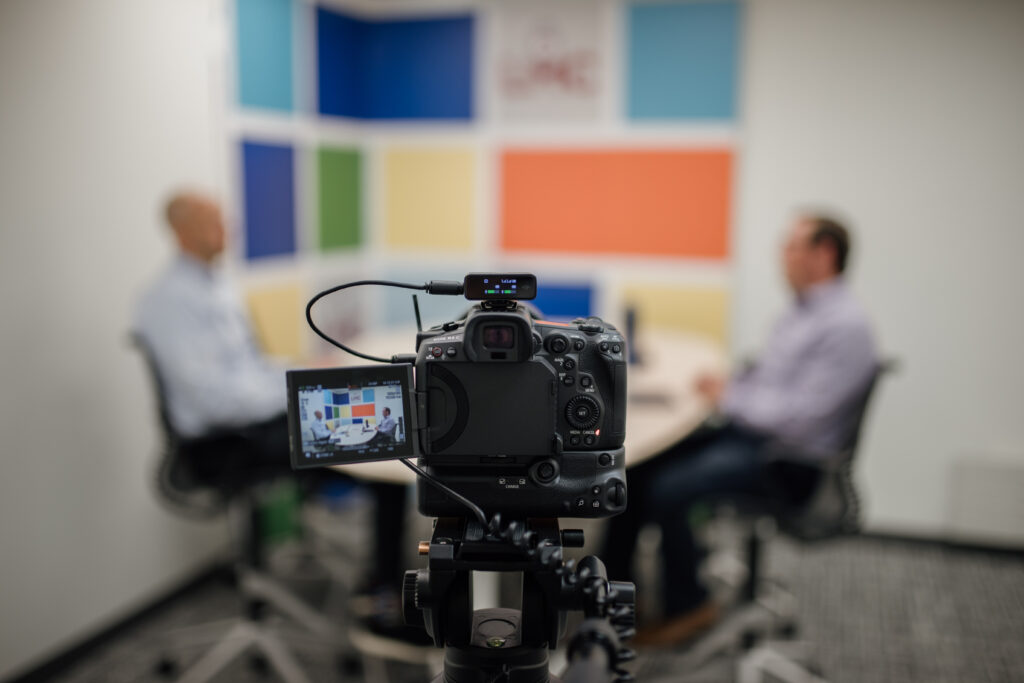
352,403,375,418
501,149,732,258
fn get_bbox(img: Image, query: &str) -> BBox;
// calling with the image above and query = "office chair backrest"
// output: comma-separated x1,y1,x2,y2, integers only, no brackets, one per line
840,358,897,458
131,333,228,519
782,358,896,540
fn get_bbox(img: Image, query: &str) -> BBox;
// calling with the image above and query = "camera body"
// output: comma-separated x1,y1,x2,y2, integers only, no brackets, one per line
286,274,628,519
414,300,627,517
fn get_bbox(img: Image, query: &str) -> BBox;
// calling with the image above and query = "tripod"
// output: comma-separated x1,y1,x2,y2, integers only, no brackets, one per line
403,516,636,683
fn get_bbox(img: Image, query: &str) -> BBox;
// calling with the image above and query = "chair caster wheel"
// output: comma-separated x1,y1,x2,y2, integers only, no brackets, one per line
249,653,270,675
337,653,362,675
155,656,179,678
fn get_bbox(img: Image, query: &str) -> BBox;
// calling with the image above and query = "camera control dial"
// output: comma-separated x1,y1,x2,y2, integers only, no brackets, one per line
565,395,601,430
546,334,569,354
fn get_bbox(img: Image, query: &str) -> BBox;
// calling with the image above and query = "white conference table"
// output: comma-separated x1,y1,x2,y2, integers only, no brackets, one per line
329,425,378,447
327,328,727,484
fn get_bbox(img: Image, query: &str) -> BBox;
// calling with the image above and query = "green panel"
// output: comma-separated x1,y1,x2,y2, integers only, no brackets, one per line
318,147,361,250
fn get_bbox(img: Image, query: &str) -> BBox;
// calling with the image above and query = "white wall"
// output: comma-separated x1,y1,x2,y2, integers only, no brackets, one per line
0,0,228,678
1,0,1023,676
735,0,1024,535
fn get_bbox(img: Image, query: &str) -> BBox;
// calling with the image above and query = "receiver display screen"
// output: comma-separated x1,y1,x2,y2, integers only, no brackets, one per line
463,273,537,300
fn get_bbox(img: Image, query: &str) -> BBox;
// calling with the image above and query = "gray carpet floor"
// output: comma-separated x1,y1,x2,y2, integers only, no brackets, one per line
38,522,1024,683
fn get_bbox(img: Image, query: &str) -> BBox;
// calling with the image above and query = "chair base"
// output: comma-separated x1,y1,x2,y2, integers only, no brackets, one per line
737,641,827,683
172,620,315,683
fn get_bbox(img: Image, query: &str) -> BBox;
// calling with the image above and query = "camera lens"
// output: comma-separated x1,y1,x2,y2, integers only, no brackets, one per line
482,324,515,349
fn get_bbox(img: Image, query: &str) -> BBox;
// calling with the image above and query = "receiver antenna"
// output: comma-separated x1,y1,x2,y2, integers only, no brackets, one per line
412,294,423,332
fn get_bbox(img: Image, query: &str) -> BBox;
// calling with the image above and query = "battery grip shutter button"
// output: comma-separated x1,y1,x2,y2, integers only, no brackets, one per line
608,481,626,507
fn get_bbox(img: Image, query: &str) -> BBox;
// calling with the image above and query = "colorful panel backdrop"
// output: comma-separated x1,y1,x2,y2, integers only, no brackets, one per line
231,0,742,355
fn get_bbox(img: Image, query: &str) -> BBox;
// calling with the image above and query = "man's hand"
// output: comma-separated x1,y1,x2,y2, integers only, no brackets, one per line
695,373,727,407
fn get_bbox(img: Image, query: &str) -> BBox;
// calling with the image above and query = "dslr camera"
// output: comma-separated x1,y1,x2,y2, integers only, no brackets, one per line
286,273,628,519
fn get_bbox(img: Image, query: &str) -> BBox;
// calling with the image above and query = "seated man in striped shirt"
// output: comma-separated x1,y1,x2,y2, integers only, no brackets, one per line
603,213,878,647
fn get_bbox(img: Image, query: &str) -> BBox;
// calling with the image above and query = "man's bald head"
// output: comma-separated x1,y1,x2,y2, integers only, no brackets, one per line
164,191,226,263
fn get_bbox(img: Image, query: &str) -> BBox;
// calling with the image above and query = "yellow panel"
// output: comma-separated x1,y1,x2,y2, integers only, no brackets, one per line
366,417,376,427
245,283,305,361
620,285,729,345
383,147,475,250
326,421,334,431
339,405,352,418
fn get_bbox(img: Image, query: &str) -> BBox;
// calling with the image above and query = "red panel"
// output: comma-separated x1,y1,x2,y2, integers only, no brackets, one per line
352,403,375,418
501,149,732,258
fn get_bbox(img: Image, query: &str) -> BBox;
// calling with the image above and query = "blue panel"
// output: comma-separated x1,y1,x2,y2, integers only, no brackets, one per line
317,8,473,119
242,141,296,259
324,389,332,405
352,418,363,424
628,1,740,120
533,284,594,321
236,0,293,111
316,7,361,117
332,391,347,405
362,389,375,402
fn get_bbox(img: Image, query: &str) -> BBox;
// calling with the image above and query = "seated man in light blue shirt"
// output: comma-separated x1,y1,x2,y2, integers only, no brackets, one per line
604,212,879,647
310,411,334,442
134,192,417,639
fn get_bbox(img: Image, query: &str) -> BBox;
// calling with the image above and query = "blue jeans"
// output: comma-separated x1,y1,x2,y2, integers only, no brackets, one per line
602,424,771,616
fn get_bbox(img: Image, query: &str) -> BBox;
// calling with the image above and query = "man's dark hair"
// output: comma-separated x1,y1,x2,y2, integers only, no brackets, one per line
808,215,851,274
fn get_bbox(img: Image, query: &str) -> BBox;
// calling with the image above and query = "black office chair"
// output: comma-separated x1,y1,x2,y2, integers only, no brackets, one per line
669,360,896,682
132,335,346,683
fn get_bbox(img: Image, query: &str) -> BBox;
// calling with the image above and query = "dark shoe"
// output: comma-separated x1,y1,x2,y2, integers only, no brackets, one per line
633,600,719,648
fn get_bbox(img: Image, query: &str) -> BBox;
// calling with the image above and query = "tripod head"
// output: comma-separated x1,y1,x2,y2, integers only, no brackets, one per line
403,516,636,683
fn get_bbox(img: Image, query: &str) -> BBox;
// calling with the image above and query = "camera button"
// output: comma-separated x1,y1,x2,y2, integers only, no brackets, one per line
591,500,601,509
575,497,586,509
612,344,621,354
563,358,576,370
580,376,592,388
563,375,574,386
570,435,582,446
584,435,596,446
573,339,586,351
591,485,602,496
446,347,457,357
599,342,609,352
431,347,443,358
598,453,612,466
